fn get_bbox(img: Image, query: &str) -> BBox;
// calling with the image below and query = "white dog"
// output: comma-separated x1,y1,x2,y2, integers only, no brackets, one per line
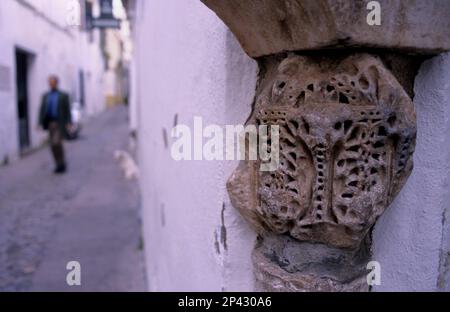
114,150,139,180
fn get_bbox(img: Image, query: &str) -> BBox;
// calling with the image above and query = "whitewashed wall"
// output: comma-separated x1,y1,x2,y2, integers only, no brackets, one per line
0,0,105,162
133,0,258,291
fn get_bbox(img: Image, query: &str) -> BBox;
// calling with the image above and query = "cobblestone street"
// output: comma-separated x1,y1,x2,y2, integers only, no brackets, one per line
0,106,146,291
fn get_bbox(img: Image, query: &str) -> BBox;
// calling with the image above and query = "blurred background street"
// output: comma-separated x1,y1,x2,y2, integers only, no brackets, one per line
0,0,146,291
0,106,146,291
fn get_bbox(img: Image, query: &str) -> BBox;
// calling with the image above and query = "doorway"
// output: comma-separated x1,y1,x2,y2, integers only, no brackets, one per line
79,69,86,108
15,49,32,152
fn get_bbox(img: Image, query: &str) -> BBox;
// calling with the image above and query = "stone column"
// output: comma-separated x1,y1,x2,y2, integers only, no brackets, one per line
202,0,450,291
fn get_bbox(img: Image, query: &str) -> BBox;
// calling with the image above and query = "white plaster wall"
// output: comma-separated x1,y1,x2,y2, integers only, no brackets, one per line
133,0,258,291
78,29,106,117
0,33,17,164
0,0,105,161
373,53,450,291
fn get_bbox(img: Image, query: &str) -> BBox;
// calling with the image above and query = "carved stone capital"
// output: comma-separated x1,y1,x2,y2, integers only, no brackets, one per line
228,53,416,250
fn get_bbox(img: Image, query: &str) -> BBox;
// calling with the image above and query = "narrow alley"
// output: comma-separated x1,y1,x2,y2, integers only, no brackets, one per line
0,107,146,291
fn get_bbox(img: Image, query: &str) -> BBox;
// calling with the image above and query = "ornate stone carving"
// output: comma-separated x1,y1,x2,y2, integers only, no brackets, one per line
228,54,416,251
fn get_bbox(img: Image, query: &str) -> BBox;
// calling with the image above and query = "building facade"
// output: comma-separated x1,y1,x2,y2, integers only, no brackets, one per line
0,0,106,163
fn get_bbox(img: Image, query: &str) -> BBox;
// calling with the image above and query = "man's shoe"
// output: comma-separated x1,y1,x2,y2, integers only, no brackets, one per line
54,164,67,174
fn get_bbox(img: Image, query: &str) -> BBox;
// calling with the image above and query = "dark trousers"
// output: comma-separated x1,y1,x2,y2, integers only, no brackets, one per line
48,121,65,166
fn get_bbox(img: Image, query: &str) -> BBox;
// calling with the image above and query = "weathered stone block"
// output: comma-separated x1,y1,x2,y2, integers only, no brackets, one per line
202,0,450,57
253,234,370,292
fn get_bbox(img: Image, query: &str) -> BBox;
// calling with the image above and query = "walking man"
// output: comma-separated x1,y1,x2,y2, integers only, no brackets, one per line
39,75,72,174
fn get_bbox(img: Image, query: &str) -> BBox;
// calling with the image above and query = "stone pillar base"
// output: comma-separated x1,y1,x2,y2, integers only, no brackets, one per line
253,235,370,292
